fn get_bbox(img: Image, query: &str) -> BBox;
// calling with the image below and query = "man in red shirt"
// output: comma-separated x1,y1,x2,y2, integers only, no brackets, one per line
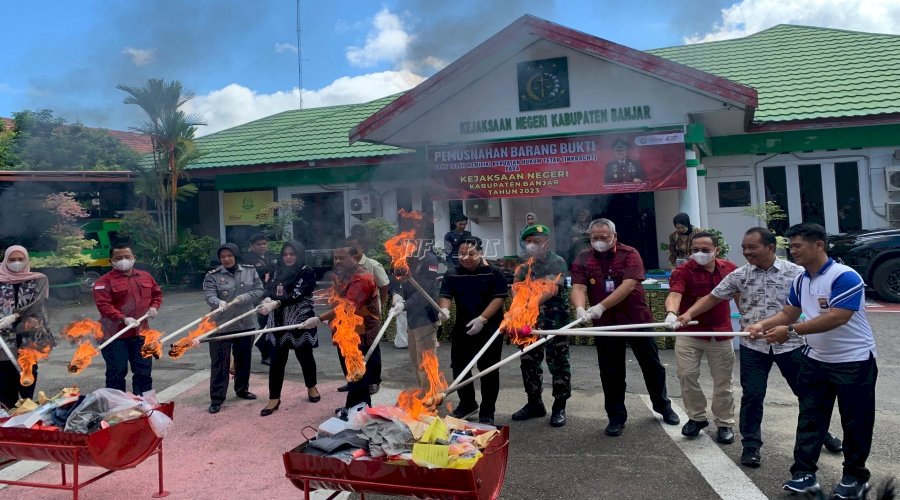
93,242,163,395
665,231,738,444
570,218,679,437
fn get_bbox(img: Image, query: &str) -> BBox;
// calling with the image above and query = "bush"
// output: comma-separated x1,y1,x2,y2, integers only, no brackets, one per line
120,209,217,284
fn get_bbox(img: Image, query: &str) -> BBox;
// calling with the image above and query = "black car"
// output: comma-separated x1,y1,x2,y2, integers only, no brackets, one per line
828,228,900,302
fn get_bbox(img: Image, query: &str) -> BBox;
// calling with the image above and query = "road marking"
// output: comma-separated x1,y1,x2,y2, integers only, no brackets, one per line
640,395,768,500
0,370,211,489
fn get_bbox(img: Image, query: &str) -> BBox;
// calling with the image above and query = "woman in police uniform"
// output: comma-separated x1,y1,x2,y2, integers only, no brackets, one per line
202,243,265,414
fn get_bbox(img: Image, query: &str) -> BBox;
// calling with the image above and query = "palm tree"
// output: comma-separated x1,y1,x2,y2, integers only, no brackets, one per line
117,79,205,250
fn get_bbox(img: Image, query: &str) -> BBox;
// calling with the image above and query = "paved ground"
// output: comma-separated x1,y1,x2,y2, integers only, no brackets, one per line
1,290,898,499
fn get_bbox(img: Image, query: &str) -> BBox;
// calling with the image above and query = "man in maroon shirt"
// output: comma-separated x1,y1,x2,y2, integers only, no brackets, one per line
570,218,679,437
93,242,163,395
665,231,738,444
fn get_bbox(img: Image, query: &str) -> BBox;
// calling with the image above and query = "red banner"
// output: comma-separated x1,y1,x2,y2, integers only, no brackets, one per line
429,131,686,199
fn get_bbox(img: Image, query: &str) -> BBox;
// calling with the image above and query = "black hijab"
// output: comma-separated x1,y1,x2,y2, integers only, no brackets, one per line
275,240,306,282
672,212,693,233
217,243,241,273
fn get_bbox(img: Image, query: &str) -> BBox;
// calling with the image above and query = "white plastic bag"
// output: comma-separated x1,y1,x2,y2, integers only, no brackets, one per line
137,390,173,438
394,311,408,348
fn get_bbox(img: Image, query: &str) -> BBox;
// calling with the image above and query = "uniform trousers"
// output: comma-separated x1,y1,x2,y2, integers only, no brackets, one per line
407,323,438,388
596,335,672,425
675,336,735,426
208,333,252,404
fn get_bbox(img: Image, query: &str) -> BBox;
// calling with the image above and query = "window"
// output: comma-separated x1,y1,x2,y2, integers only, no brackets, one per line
798,164,825,226
763,167,790,235
717,181,751,208
835,161,862,232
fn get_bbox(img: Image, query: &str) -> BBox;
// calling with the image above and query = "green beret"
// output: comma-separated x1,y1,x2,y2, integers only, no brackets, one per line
521,224,551,240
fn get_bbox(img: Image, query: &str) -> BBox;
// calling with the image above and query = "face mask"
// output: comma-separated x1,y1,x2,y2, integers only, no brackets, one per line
7,261,26,273
524,243,541,255
691,251,715,266
592,240,612,252
113,258,135,271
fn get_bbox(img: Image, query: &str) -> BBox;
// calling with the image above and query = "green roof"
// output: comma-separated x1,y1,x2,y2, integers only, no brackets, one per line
649,24,900,123
186,94,409,170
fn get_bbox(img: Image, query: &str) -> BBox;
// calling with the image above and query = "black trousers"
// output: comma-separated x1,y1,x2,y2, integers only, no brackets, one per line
208,333,252,404
450,331,503,419
269,337,317,399
0,360,37,409
101,336,152,395
255,315,271,359
791,352,877,482
595,335,671,425
739,346,804,448
341,343,381,409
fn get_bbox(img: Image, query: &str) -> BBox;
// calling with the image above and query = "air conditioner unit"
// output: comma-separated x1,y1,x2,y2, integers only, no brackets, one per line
464,198,502,220
886,166,900,192
348,192,373,215
886,202,900,222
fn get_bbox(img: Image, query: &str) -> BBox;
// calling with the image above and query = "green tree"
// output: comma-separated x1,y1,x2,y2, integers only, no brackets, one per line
117,79,205,251
259,199,305,243
7,109,140,171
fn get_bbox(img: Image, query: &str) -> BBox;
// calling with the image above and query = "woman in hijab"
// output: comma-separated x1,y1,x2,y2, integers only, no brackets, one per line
0,246,52,410
520,212,538,252
668,212,703,267
257,240,320,416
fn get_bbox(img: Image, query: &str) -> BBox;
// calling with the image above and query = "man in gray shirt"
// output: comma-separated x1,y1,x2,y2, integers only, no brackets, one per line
676,227,841,467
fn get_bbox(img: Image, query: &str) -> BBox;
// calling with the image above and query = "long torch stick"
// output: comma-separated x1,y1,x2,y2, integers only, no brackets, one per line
187,307,261,344
158,309,218,345
0,336,22,373
533,329,748,337
97,312,151,351
448,326,505,390
365,309,398,362
531,320,695,334
404,276,442,313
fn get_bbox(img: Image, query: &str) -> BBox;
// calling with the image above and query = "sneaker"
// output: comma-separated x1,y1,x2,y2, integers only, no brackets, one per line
740,447,761,468
681,419,709,437
451,403,479,420
832,476,870,500
511,402,547,421
824,433,843,453
783,472,820,495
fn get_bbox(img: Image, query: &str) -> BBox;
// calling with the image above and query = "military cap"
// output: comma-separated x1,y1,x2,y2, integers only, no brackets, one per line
521,224,551,240
612,139,628,150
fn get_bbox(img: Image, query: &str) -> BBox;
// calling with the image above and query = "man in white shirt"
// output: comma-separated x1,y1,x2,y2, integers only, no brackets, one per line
748,223,877,499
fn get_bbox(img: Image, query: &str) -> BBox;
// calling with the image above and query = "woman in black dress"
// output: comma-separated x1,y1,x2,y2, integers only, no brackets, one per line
258,240,320,416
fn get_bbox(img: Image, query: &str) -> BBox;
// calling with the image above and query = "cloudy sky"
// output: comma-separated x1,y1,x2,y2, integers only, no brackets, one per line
2,0,898,136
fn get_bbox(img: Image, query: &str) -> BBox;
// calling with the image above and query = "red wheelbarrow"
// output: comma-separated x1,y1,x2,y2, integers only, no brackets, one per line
283,425,510,500
0,401,174,500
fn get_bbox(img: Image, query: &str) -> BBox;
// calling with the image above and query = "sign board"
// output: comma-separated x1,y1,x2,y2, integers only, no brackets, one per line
222,190,273,226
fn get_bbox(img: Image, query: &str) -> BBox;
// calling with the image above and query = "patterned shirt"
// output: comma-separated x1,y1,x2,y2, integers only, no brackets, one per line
668,227,703,266
712,258,806,354
514,252,569,329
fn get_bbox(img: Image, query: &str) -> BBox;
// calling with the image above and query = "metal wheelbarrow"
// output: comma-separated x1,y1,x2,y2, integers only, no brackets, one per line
283,425,510,500
0,401,174,500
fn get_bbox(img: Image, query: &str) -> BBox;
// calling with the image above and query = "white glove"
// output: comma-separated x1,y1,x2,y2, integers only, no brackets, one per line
233,293,251,304
259,300,280,315
465,316,486,335
216,299,228,312
665,312,680,329
0,313,18,330
148,307,158,318
298,316,321,330
391,293,404,306
576,306,591,324
438,307,451,324
124,317,140,328
390,301,404,315
587,303,606,320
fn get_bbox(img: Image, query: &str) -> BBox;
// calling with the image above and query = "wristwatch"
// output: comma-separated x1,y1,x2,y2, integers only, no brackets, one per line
787,324,796,335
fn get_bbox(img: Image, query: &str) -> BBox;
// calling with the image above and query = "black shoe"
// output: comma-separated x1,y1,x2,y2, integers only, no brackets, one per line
334,407,349,421
660,408,680,425
337,384,350,392
681,419,709,437
451,403,479,420
832,475,870,499
236,391,257,400
478,415,495,426
260,357,271,366
368,383,380,395
550,409,566,427
824,433,843,453
208,403,221,414
716,426,735,444
511,402,547,421
783,472,820,495
741,447,761,468
260,400,280,417
605,422,625,437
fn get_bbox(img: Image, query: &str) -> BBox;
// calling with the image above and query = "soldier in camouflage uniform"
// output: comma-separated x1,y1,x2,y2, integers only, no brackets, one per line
511,224,572,427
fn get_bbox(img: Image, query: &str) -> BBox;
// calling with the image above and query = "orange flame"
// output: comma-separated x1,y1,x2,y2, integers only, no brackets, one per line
139,329,163,359
68,340,99,374
17,345,51,386
329,295,366,382
61,318,103,342
396,349,447,420
501,259,561,347
169,317,217,359
385,229,417,277
398,209,424,221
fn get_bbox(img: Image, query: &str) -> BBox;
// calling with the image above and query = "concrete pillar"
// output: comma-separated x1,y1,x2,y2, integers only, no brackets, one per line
697,164,709,228
679,149,701,226
501,198,517,259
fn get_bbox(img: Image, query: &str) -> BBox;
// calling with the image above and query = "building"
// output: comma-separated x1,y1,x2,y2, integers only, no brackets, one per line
187,16,900,269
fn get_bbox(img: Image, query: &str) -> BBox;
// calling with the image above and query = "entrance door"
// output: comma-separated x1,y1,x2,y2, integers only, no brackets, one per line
758,161,863,235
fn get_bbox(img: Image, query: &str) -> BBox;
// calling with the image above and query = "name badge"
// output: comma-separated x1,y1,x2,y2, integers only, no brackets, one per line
589,278,596,285
605,279,615,293
276,285,284,296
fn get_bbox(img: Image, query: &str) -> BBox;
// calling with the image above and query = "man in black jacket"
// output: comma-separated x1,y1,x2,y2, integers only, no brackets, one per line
390,242,441,388
242,232,278,364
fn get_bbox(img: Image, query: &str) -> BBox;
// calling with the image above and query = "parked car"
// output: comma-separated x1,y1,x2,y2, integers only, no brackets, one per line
828,228,900,302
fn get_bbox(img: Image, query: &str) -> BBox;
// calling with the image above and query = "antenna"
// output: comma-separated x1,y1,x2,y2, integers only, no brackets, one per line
296,0,303,109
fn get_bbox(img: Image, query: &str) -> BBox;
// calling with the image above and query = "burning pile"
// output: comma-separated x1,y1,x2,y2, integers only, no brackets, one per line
62,318,103,374
329,295,366,382
17,345,50,386
501,259,561,346
168,317,217,359
139,329,163,359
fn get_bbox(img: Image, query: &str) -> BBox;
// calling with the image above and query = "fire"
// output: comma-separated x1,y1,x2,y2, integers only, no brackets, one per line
68,340,99,374
329,295,366,382
501,259,561,347
385,229,418,278
397,349,447,420
139,329,163,359
169,316,217,359
17,345,51,386
398,208,424,221
61,318,103,342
